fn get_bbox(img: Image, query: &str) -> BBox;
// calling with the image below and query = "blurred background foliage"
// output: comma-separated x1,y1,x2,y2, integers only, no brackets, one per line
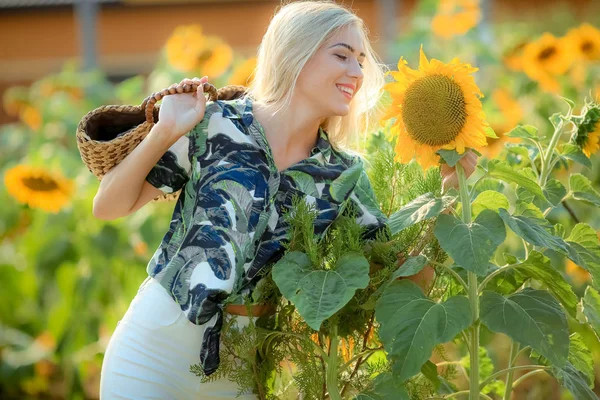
1,0,600,398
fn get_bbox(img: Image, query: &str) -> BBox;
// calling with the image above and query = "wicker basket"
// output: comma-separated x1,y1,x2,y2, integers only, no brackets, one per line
76,83,247,202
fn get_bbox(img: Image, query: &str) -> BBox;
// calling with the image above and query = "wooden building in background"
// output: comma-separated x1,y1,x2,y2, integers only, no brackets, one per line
0,0,595,124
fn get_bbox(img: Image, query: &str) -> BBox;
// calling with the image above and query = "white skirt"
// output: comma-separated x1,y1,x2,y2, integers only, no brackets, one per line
100,277,259,400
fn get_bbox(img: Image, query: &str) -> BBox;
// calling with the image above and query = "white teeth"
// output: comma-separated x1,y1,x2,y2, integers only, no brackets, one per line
336,85,354,96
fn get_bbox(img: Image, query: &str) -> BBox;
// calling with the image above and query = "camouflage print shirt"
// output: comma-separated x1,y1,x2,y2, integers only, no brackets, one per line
145,95,387,376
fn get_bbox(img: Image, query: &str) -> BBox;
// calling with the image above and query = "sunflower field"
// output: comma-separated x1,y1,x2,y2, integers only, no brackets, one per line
1,0,600,399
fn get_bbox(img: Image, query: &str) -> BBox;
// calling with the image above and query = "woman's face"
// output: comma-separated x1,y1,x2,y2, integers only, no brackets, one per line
296,24,366,118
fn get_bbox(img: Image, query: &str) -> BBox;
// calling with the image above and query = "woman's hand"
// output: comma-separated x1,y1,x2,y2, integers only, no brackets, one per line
440,150,478,191
156,76,210,142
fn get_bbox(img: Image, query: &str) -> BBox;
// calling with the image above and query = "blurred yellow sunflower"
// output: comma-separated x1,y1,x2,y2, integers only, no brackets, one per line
502,41,527,72
3,86,29,117
228,57,257,86
381,47,490,170
522,33,572,93
4,165,74,213
564,23,600,62
565,259,591,286
199,36,234,78
131,235,149,257
19,105,42,131
432,0,481,40
482,88,523,158
165,25,206,72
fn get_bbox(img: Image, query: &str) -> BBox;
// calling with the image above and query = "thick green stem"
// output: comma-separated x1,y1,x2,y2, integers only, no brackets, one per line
502,341,520,400
326,325,342,400
539,119,564,186
456,163,480,400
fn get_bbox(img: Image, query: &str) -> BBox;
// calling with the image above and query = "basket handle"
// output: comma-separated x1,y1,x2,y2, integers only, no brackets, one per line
141,82,219,124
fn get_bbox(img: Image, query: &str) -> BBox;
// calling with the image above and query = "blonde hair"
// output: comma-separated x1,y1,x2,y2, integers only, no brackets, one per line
247,0,387,151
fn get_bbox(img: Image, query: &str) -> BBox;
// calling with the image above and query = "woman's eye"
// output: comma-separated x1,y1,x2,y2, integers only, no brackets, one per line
336,54,364,69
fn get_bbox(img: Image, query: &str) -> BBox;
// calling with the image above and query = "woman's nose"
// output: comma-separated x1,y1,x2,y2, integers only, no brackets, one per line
348,60,364,80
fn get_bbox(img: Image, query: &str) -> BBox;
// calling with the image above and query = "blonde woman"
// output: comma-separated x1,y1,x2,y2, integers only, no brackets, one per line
95,1,475,398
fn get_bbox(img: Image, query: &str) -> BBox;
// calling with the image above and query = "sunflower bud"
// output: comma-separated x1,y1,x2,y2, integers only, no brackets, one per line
572,100,600,157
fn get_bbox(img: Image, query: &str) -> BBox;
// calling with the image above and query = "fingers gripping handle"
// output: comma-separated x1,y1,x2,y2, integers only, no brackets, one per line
142,82,218,123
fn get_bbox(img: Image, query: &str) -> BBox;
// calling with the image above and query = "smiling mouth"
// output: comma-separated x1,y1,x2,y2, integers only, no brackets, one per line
336,84,354,99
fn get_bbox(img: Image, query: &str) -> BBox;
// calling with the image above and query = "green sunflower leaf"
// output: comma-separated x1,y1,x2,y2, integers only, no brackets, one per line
543,179,568,207
420,360,441,390
570,174,600,207
391,255,428,279
484,125,499,139
507,125,538,140
387,193,455,235
549,112,563,129
487,159,550,207
565,223,600,289
583,286,600,339
471,191,510,218
560,144,592,169
568,333,595,387
436,149,466,167
272,251,369,331
434,210,506,276
375,280,472,382
354,372,410,400
480,288,569,368
551,362,597,400
361,255,429,311
499,251,578,317
498,208,569,254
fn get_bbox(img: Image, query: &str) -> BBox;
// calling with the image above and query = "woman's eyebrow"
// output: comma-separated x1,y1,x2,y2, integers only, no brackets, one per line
329,43,366,58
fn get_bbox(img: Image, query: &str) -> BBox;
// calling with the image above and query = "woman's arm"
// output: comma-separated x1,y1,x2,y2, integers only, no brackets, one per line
92,124,179,220
92,76,210,220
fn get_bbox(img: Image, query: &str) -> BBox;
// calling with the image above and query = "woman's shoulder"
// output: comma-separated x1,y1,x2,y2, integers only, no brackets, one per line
203,95,254,122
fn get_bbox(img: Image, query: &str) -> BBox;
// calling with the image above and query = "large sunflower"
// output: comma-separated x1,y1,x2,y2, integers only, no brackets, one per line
522,33,572,93
4,165,74,213
381,47,490,170
432,0,481,40
565,23,600,62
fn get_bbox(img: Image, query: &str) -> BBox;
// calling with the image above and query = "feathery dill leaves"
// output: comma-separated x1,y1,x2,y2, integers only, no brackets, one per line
365,147,442,217
282,194,319,263
191,315,266,397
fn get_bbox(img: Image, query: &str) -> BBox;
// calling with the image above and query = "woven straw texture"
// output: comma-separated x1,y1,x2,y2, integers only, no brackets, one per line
76,83,247,203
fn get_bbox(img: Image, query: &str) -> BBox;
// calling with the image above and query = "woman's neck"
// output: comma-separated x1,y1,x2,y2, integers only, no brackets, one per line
253,97,324,158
